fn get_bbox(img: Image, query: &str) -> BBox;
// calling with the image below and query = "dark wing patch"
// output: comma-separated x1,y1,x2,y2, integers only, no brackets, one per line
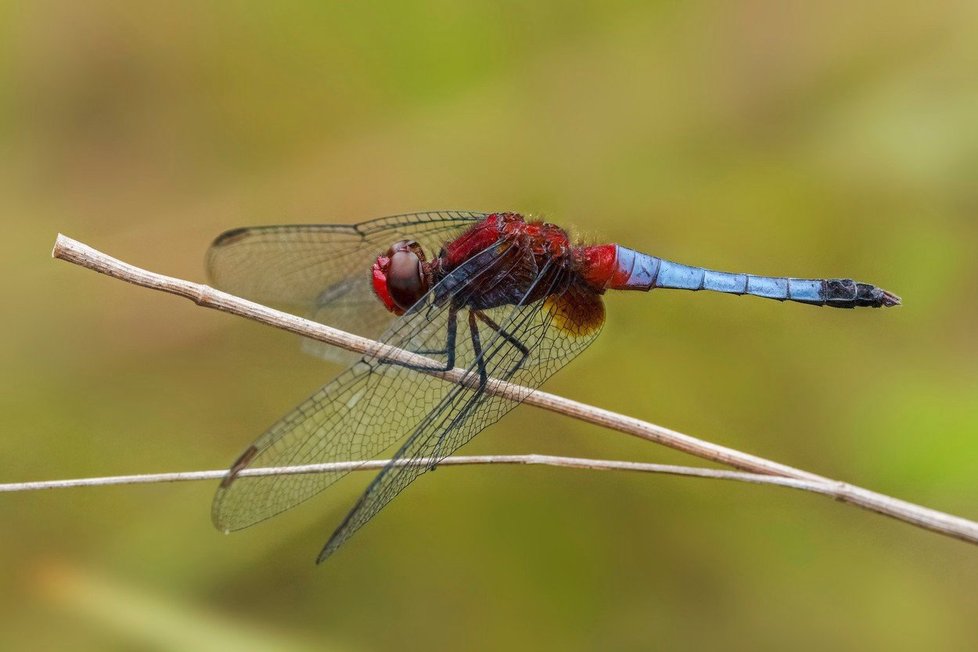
544,280,606,337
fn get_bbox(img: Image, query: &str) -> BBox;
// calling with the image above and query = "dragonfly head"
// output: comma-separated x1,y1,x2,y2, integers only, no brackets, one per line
372,240,430,315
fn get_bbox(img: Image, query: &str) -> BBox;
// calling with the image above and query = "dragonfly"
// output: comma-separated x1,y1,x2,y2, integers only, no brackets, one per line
207,210,900,563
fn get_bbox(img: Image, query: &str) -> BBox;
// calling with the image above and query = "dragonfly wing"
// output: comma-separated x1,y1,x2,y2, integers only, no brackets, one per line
212,230,534,531
206,211,486,361
317,274,606,562
299,274,389,363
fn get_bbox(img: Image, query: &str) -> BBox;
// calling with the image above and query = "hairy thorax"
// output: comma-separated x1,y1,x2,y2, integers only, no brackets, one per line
430,213,578,311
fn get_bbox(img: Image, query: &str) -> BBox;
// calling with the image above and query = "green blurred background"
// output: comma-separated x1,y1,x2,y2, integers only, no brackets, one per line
2,1,977,650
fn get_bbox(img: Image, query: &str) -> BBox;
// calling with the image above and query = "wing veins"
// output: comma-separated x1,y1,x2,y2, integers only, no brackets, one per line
317,258,582,560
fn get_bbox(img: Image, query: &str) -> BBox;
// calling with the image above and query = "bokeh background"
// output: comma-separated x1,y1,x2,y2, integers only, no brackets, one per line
3,1,977,650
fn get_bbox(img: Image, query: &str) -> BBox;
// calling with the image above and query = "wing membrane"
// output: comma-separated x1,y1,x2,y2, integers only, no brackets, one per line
206,211,486,354
317,278,605,561
212,231,530,531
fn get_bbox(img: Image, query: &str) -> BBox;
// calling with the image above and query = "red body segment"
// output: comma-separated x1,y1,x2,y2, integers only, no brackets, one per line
437,213,573,274
438,213,644,293
576,244,624,290
372,212,637,317
437,214,510,270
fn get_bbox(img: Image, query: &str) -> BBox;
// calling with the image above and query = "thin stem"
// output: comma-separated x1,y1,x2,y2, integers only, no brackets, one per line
49,234,978,546
0,455,834,494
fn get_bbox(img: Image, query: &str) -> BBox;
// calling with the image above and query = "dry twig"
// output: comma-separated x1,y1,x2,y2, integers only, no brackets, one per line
0,455,835,494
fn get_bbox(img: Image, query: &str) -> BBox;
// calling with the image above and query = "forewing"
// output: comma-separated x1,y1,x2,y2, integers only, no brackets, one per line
206,211,486,359
317,277,606,561
212,231,531,532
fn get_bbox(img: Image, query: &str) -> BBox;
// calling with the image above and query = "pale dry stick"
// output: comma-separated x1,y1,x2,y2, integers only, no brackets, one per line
51,234,978,546
0,455,835,494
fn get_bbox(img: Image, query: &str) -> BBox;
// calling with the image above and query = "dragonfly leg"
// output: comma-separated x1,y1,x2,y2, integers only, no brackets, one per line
381,304,458,372
467,310,490,389
429,311,488,469
410,305,459,363
473,310,530,380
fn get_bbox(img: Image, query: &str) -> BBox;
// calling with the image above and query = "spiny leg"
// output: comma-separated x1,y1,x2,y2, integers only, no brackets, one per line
381,304,458,373
474,310,530,380
428,310,488,468
468,310,489,389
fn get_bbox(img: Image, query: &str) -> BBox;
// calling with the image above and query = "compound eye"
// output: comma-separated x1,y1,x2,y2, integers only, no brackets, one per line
386,249,427,311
